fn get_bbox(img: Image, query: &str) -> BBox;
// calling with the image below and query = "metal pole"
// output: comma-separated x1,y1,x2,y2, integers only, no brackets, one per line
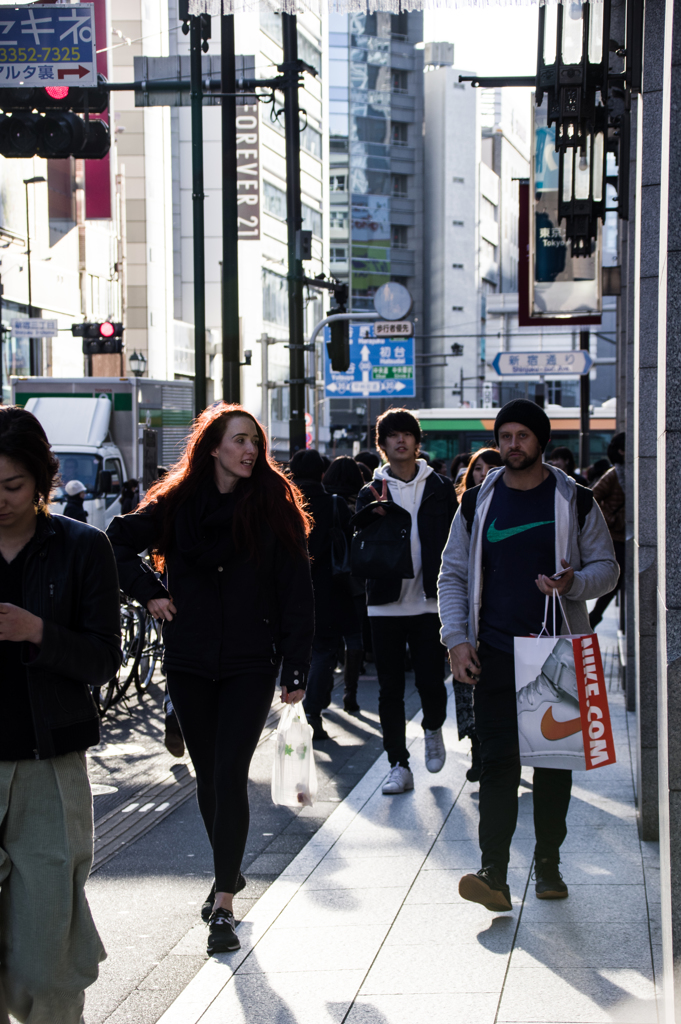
190,14,207,416
579,329,591,470
260,333,269,431
221,12,240,403
24,181,37,376
282,13,306,456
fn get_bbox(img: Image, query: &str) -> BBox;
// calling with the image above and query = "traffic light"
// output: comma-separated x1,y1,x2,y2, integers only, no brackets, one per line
0,77,109,114
72,322,124,355
326,283,350,373
0,77,110,159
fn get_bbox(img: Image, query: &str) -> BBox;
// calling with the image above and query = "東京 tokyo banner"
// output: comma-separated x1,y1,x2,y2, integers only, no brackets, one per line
324,323,415,398
188,0,596,15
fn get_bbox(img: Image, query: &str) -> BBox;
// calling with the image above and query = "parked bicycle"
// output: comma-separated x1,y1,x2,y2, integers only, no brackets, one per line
91,593,163,715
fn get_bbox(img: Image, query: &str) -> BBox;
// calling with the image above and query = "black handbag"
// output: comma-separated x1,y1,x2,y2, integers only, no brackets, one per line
330,495,352,576
350,504,413,580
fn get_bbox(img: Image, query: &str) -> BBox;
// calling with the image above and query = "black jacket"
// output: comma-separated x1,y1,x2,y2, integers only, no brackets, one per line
353,471,457,606
19,514,122,758
63,496,88,523
106,481,314,689
295,479,358,637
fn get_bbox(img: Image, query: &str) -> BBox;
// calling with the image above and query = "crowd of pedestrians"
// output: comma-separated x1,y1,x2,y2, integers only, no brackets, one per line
0,394,625,1022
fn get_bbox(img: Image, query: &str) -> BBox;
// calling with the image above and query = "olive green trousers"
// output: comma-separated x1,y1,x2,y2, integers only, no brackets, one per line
0,752,105,1024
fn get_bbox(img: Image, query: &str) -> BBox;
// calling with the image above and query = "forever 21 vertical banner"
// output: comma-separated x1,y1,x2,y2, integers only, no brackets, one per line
236,93,260,240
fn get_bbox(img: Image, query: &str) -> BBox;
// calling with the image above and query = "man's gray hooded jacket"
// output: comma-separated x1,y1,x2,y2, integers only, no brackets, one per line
437,464,620,651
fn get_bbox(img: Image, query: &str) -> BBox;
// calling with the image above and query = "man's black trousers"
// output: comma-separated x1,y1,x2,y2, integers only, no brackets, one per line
474,641,572,879
370,613,448,768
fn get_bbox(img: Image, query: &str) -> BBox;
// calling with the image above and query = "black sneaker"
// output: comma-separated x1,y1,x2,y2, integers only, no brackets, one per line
459,867,513,912
534,859,569,900
207,906,240,955
201,872,246,923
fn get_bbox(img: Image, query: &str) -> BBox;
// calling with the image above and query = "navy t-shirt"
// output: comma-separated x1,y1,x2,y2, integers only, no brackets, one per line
478,472,556,653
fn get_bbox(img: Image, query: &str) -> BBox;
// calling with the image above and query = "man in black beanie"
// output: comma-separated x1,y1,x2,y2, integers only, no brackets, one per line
438,399,619,913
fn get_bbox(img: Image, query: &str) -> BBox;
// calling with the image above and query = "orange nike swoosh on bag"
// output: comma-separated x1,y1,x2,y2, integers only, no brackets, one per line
540,707,582,741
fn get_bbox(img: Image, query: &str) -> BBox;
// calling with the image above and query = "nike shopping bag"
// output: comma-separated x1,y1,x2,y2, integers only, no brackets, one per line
513,595,616,771
271,703,318,808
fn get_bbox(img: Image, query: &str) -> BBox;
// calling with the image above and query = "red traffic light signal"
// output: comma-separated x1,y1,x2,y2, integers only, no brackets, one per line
71,321,124,354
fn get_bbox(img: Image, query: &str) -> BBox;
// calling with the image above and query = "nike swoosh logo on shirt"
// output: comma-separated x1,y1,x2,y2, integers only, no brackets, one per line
486,518,555,543
541,707,582,741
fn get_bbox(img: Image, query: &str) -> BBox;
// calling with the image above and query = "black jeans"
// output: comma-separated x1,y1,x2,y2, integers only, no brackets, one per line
303,631,363,718
474,641,572,879
370,613,448,768
166,671,276,893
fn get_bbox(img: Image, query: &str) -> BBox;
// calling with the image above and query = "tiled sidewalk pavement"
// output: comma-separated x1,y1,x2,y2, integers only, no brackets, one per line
156,626,660,1024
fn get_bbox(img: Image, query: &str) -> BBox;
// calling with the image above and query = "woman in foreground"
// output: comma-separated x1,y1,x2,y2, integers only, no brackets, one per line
107,404,314,955
0,405,120,1023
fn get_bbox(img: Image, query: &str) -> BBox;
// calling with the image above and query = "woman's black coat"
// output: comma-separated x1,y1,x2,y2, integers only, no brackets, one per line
106,481,314,689
294,479,358,637
19,514,121,758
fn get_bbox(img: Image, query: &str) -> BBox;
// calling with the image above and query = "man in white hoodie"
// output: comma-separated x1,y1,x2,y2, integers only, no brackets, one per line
352,409,457,794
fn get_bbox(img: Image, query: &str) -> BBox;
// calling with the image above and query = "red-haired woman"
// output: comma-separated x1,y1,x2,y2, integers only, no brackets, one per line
107,404,314,956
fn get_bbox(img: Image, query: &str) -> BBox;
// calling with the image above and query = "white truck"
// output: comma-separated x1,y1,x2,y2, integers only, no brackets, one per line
11,376,194,529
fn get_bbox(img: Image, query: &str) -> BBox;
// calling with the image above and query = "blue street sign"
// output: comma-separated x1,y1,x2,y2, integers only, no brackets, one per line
324,323,415,398
0,5,96,88
492,350,594,376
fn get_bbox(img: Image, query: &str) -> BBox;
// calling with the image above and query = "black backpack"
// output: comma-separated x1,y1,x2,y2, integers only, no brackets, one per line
350,503,413,580
460,481,593,533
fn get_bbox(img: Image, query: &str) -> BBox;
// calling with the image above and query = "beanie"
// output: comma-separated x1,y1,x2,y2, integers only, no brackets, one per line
289,448,325,482
494,399,551,452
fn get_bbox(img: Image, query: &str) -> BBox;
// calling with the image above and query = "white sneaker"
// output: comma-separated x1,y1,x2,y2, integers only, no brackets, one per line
424,727,446,773
382,765,415,795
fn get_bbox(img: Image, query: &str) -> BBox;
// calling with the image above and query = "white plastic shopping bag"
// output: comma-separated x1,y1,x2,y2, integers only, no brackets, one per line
271,703,318,808
513,593,616,771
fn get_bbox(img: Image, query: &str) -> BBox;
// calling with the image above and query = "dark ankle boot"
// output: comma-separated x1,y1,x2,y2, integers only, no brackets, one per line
343,649,363,713
466,733,481,782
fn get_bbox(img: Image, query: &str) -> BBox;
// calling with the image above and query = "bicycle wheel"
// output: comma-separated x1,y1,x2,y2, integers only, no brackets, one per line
109,600,145,706
91,679,117,717
136,613,162,694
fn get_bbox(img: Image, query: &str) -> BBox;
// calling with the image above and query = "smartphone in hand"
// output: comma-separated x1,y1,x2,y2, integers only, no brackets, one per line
550,566,572,581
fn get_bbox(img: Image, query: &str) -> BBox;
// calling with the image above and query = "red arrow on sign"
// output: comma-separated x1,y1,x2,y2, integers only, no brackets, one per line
57,65,90,80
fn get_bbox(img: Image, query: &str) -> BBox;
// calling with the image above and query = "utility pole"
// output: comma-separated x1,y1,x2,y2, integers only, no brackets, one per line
187,8,208,417
579,329,591,470
282,14,306,456
221,12,240,403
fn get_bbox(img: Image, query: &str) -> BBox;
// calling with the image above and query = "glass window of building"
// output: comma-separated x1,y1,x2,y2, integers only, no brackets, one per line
262,269,288,327
390,122,409,146
391,225,408,248
330,174,348,192
302,204,323,238
260,7,282,45
263,181,286,220
392,70,408,93
391,174,408,198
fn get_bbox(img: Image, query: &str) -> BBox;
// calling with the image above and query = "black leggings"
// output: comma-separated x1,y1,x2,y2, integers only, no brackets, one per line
166,671,276,893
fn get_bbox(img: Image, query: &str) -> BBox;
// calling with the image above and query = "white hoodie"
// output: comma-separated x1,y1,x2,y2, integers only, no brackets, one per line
368,458,438,617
